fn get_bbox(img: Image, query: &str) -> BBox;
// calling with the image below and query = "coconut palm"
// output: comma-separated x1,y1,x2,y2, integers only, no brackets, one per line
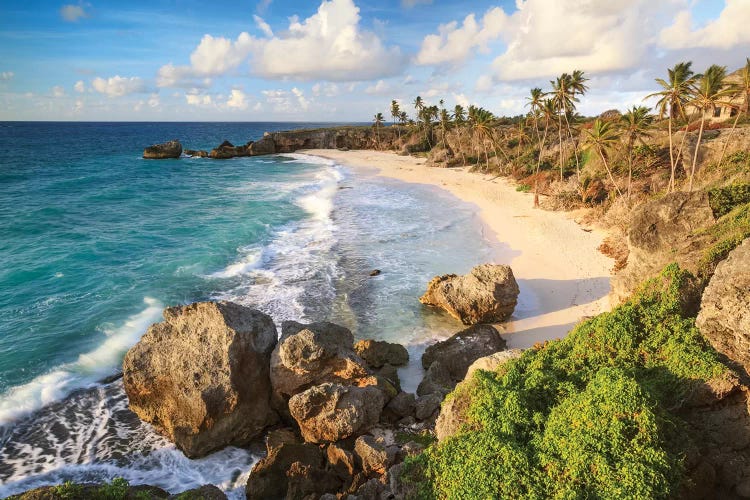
621,106,654,201
453,104,467,166
583,119,623,198
469,106,495,168
718,58,750,167
526,87,544,146
413,96,424,117
567,70,589,179
439,108,451,162
399,111,408,126
533,98,557,207
646,61,696,192
687,64,729,192
373,112,384,149
550,73,578,181
390,100,401,138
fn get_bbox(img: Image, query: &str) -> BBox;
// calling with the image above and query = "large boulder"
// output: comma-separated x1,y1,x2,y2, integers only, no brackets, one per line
420,264,519,324
270,321,376,413
122,301,278,458
143,140,182,159
422,324,507,382
248,135,276,155
465,349,523,379
354,339,409,368
288,383,386,443
697,239,750,370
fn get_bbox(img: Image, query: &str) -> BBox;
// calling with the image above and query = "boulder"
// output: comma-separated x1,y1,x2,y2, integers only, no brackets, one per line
169,485,226,499
327,442,357,480
184,149,208,158
143,140,182,159
270,321,375,413
414,393,443,421
248,136,276,155
385,391,415,419
285,461,342,500
246,429,325,500
422,324,507,382
417,359,453,397
288,383,386,443
420,264,519,324
122,301,278,458
354,435,396,476
465,349,523,379
354,340,409,368
697,239,750,370
374,363,401,392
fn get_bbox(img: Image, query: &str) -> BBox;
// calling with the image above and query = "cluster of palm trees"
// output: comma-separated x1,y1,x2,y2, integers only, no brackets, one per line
371,57,750,205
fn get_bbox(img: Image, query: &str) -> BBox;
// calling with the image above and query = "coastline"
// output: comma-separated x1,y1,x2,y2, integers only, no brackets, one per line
303,149,614,348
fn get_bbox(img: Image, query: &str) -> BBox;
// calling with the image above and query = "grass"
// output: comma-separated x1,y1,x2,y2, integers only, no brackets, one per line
695,201,750,282
402,264,730,499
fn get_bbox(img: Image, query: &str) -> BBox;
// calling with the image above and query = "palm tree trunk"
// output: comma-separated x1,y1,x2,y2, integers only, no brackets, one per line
558,113,564,181
534,120,550,208
667,116,675,193
599,149,623,197
689,114,706,193
717,105,743,167
627,145,633,202
563,112,581,182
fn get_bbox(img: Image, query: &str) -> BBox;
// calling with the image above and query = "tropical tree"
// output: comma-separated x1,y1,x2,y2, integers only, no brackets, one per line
566,70,589,179
439,108,451,162
399,111,409,126
533,98,557,207
550,73,577,181
469,105,495,168
718,58,750,167
583,119,623,198
621,106,654,201
646,62,696,192
373,112,384,149
453,104,467,166
413,96,424,120
687,64,729,192
526,87,544,147
390,100,401,138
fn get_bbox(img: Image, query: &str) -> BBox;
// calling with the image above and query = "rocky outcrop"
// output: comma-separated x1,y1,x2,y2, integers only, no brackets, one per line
697,239,750,371
288,383,386,443
354,339,409,368
354,435,397,476
143,140,182,159
269,321,377,415
420,264,519,324
122,301,278,458
612,191,716,302
465,349,523,379
210,140,250,159
184,149,208,158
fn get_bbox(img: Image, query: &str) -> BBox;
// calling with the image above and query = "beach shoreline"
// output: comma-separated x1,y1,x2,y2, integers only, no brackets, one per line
303,149,614,349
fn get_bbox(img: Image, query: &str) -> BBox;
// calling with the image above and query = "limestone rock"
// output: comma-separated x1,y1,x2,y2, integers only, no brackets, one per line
143,140,182,159
697,239,750,370
420,264,519,324
465,349,523,379
354,339,409,368
385,391,416,419
270,321,375,413
354,435,396,476
184,149,208,158
288,383,386,443
327,442,357,480
422,324,507,381
248,136,276,155
414,393,443,421
169,485,226,499
122,301,278,458
417,359,453,397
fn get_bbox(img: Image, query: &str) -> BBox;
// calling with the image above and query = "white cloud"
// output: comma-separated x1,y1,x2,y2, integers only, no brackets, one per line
365,79,391,95
74,80,85,93
148,93,160,108
254,15,273,37
0,71,14,81
92,75,146,97
52,86,65,97
416,7,508,66
312,82,340,97
74,99,84,113
185,92,213,106
158,0,405,86
60,3,88,22
659,0,750,50
226,89,249,109
291,87,309,110
262,87,310,112
156,64,212,88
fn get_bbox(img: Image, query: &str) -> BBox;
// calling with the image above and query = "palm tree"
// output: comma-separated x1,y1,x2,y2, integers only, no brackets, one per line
453,104,467,166
399,111,408,126
550,73,577,181
390,100,401,139
526,87,544,147
718,58,750,167
533,98,556,207
566,70,589,180
439,108,451,162
413,96,424,118
621,106,654,201
469,106,495,168
373,112,384,149
646,62,696,192
687,64,729,192
583,119,623,198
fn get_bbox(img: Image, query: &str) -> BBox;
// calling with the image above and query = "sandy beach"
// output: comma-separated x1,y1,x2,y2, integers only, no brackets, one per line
305,149,614,349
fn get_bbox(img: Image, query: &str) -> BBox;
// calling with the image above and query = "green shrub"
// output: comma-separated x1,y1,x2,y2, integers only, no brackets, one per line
708,183,750,218
402,265,728,499
516,183,531,192
696,202,750,281
52,481,83,499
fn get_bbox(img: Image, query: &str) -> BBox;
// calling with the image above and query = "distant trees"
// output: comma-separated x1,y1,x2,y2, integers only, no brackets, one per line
373,112,384,149
718,58,750,167
583,119,623,198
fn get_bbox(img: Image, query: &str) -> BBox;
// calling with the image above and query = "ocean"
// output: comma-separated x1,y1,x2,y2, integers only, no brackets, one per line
0,122,493,497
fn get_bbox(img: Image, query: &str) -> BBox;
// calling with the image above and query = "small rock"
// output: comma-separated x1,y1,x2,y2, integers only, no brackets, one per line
143,139,182,159
422,324,507,382
354,435,396,476
245,435,323,499
386,392,416,419
414,393,443,421
355,340,409,368
169,484,226,499
327,442,357,480
369,269,381,276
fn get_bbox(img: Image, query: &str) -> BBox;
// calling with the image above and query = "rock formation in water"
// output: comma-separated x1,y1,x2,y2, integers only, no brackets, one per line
143,140,182,159
420,264,520,324
122,301,278,458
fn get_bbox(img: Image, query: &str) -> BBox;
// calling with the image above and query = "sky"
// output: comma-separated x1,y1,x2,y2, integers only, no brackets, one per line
0,0,748,121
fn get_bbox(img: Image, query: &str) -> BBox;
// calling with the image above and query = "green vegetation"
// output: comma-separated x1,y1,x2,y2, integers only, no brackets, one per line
11,478,147,500
708,183,750,217
403,265,729,499
396,429,437,448
696,201,750,281
515,183,531,192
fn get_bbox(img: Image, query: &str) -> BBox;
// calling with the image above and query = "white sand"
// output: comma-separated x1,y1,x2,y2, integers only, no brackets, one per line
304,149,614,349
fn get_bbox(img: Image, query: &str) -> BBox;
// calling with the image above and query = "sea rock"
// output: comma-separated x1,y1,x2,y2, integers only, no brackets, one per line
465,349,523,379
270,321,375,413
210,140,251,159
246,430,327,500
420,264,519,324
169,485,226,499
385,391,416,419
697,239,750,370
143,139,182,159
285,461,342,500
354,339,409,368
184,149,208,158
248,136,276,155
422,324,507,381
374,363,401,392
122,301,278,458
417,359,453,396
288,383,386,443
414,393,443,421
354,435,396,476
327,442,357,480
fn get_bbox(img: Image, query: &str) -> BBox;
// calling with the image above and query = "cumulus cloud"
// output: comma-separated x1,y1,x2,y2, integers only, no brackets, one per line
92,75,146,97
365,80,391,95
0,71,14,81
659,0,750,50
60,3,88,22
185,91,213,106
74,80,85,93
312,82,340,97
262,87,310,112
52,86,65,97
157,0,405,86
416,7,508,66
226,89,249,109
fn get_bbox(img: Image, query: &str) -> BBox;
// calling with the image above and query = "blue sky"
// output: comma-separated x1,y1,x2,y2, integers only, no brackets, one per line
0,0,747,121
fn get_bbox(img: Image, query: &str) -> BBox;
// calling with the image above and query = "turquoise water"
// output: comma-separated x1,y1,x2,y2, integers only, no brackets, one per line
0,122,493,497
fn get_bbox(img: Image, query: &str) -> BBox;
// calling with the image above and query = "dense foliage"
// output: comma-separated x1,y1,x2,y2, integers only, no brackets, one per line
708,183,750,218
403,265,729,499
696,201,750,281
